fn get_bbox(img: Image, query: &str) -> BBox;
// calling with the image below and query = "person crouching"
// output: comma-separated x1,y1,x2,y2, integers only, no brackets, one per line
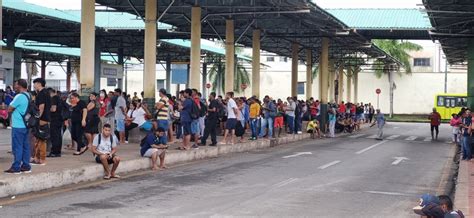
140,127,168,170
91,124,121,180
306,118,321,139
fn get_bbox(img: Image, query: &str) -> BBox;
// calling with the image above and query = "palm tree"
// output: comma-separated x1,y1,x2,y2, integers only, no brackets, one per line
207,46,251,95
373,40,422,117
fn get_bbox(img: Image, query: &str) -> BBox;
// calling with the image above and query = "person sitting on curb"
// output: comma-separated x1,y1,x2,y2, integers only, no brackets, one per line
91,124,121,180
140,127,168,170
306,118,321,139
438,195,464,218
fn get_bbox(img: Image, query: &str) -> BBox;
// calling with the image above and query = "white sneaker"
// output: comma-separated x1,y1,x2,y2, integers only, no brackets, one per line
297,131,302,134
7,127,11,130
125,141,129,144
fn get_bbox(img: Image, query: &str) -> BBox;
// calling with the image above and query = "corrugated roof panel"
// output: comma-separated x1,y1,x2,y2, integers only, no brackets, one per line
3,0,81,23
326,9,431,30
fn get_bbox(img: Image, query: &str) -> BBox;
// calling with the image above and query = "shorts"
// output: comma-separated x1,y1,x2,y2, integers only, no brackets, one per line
116,119,125,132
191,119,199,134
182,121,192,136
157,119,169,131
143,148,164,157
307,130,314,134
95,154,115,164
274,117,284,128
226,118,237,130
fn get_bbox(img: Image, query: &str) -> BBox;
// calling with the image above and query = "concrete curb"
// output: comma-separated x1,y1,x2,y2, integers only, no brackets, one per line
436,143,458,196
0,134,310,198
454,154,470,216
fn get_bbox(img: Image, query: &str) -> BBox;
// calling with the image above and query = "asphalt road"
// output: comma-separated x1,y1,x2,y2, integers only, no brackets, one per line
1,122,454,217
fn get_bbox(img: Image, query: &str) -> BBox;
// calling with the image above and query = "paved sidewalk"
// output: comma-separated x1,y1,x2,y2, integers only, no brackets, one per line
0,128,314,198
455,158,474,216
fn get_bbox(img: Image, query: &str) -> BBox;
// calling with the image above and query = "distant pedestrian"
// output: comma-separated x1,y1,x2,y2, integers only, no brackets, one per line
248,97,260,140
201,92,219,146
114,88,127,144
220,92,238,145
4,79,32,174
47,88,64,157
429,108,441,140
371,109,385,140
460,110,472,161
449,113,461,145
328,107,337,138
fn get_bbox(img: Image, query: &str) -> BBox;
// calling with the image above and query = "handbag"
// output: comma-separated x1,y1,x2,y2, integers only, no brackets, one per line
33,124,50,140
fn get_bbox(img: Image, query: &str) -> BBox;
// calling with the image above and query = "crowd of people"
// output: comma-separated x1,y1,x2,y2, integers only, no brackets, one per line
2,78,379,178
448,107,474,162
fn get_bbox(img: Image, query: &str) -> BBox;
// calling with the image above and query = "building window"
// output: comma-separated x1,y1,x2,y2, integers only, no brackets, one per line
279,57,288,62
156,79,165,90
414,58,430,67
266,56,275,62
297,82,305,95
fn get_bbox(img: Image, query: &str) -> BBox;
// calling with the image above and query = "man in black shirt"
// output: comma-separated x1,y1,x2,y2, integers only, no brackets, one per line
200,92,219,146
32,78,51,165
47,89,63,157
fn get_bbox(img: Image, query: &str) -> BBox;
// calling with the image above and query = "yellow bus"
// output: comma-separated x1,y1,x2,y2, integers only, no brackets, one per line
434,93,467,120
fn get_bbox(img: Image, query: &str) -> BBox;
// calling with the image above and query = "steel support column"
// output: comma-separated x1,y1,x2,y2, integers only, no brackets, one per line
354,69,359,104
468,39,474,109
202,63,207,97
189,6,201,90
291,43,299,97
252,29,261,98
80,0,95,95
306,49,312,100
143,0,157,105
94,37,102,91
66,61,72,92
225,19,235,93
117,48,124,90
346,67,352,103
320,37,329,132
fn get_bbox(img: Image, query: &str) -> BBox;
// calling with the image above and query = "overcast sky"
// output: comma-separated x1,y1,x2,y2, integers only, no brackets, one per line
26,0,423,10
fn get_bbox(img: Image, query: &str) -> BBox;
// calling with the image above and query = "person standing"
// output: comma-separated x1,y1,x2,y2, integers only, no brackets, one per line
371,109,386,140
201,92,219,146
98,89,109,131
155,88,170,132
328,107,337,138
285,97,296,134
248,98,261,140
85,92,100,147
4,79,32,174
429,108,442,141
460,110,472,161
259,96,276,138
368,104,375,123
178,89,193,150
220,92,239,145
70,93,88,155
31,78,51,166
114,88,127,144
104,91,115,131
47,88,64,157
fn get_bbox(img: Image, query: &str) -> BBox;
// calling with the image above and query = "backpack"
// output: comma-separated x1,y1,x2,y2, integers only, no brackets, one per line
190,100,200,120
217,102,226,118
96,134,114,156
20,93,40,129
199,101,207,117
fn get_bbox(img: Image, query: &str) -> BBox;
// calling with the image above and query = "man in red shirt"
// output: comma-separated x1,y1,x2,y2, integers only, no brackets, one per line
339,101,346,114
429,108,441,140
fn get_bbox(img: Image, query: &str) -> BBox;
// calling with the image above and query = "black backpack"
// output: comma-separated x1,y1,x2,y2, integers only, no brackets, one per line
199,101,207,117
218,102,226,118
190,101,200,120
20,93,40,129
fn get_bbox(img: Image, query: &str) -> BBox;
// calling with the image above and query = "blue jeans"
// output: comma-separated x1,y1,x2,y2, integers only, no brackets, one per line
11,128,31,171
295,115,302,133
250,118,258,138
287,116,295,134
462,136,472,160
259,117,274,138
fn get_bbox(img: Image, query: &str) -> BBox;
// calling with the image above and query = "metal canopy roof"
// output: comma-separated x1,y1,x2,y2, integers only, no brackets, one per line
2,0,250,62
423,0,474,64
95,0,399,66
326,9,431,40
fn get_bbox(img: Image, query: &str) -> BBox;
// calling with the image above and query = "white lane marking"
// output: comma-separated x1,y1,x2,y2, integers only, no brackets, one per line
349,134,365,138
274,178,299,187
423,137,432,142
405,136,417,141
386,135,400,140
366,134,378,139
282,152,312,159
355,140,388,154
393,127,400,129
365,191,412,196
391,157,409,165
318,160,341,169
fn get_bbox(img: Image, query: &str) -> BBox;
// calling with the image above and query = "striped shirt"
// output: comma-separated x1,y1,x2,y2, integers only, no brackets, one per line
157,97,169,120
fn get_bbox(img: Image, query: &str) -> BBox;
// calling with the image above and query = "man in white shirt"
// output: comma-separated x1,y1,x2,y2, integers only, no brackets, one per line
91,124,121,180
220,92,239,145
